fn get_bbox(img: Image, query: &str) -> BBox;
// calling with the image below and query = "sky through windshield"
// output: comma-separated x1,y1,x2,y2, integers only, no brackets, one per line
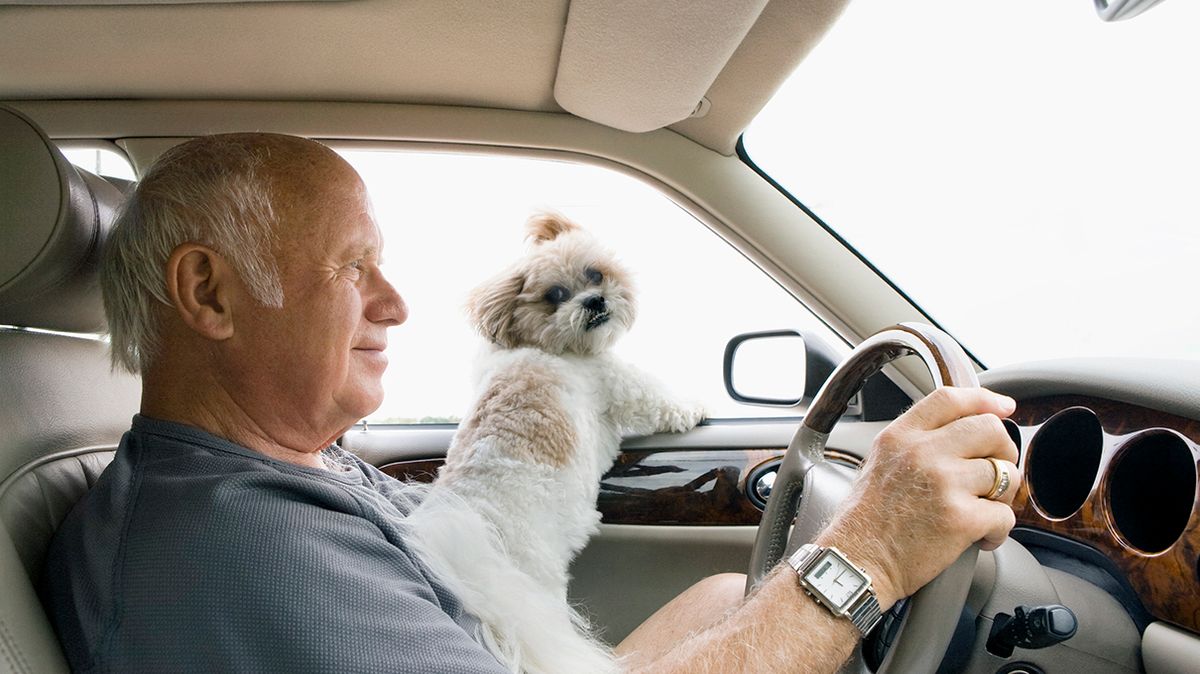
744,0,1200,368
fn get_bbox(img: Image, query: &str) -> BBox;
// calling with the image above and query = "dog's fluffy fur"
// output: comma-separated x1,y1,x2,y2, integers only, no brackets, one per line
404,213,704,674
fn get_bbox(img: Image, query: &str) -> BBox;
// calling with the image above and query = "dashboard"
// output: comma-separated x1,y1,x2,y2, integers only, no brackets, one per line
981,358,1200,639
1008,394,1200,634
375,358,1200,671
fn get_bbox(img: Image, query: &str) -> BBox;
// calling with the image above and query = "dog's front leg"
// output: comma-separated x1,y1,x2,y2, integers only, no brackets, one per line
600,357,706,436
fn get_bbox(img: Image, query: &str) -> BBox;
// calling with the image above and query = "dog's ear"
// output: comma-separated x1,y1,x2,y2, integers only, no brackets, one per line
466,272,526,348
526,212,580,245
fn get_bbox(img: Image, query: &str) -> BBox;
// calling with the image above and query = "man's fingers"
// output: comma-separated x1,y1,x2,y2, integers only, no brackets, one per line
967,458,1021,504
936,413,1020,462
899,387,1016,432
973,500,1017,551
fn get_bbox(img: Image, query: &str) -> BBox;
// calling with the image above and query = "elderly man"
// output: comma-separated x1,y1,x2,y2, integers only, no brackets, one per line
42,133,1020,673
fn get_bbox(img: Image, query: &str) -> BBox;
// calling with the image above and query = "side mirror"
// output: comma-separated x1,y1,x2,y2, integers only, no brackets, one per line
723,330,841,407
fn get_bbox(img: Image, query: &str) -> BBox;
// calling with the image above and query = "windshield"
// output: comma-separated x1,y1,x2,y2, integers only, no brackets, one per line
744,0,1200,368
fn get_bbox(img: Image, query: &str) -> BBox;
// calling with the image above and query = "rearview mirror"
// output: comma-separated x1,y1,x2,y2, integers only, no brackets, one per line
723,330,841,407
1094,0,1169,21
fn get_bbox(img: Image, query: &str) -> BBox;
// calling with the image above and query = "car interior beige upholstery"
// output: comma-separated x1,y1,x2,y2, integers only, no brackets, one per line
0,104,140,674
0,0,850,155
554,0,769,132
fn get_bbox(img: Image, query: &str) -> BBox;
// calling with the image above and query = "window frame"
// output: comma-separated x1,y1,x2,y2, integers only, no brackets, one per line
56,140,137,181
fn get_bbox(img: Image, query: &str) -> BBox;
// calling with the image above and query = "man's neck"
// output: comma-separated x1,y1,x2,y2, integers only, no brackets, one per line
140,366,332,471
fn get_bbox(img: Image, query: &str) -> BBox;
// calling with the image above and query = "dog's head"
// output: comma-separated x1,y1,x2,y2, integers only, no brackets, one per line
467,213,636,355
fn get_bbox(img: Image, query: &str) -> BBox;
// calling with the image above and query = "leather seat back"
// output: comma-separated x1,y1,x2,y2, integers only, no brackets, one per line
0,450,116,674
0,449,116,581
0,104,141,674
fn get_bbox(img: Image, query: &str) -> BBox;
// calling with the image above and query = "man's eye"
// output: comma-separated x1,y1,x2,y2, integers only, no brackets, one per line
544,285,570,306
584,267,603,285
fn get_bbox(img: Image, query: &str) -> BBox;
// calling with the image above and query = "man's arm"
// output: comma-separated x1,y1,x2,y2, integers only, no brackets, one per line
619,387,1021,673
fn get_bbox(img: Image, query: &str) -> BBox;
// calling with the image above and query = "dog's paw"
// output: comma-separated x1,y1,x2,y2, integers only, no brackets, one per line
661,402,706,433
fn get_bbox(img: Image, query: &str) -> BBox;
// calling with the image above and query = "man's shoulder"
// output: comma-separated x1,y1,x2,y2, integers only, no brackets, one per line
47,420,417,593
41,426,497,673
128,435,407,550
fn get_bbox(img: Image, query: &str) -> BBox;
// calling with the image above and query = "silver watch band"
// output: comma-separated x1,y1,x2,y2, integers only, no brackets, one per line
848,594,884,634
787,543,824,575
787,543,884,637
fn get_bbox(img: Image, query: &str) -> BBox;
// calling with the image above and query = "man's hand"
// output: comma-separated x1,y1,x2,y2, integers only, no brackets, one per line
620,386,1023,674
819,386,1022,608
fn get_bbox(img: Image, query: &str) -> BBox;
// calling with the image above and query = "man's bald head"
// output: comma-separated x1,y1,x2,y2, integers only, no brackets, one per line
101,132,352,374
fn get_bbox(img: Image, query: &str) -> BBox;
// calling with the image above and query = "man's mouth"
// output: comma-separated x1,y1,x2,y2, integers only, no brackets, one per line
585,312,610,331
354,337,388,351
353,341,389,365
353,345,389,368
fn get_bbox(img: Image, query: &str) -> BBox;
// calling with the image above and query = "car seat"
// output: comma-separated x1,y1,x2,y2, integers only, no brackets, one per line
0,105,140,674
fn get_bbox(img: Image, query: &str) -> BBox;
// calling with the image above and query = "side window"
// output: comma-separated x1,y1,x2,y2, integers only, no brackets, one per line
340,149,846,423
59,145,137,181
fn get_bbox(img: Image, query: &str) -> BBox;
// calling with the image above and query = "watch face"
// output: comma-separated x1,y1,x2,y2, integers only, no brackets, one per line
804,551,867,610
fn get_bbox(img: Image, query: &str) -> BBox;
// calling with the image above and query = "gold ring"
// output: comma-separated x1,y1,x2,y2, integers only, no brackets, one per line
985,457,1011,501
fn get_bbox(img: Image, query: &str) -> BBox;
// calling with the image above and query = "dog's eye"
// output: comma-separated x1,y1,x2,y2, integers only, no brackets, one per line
584,267,603,285
544,285,570,306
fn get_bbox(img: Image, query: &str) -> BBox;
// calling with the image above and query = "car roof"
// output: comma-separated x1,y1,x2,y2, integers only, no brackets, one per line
0,0,847,154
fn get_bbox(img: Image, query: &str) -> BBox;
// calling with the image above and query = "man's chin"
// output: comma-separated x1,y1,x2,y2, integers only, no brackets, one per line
337,383,386,427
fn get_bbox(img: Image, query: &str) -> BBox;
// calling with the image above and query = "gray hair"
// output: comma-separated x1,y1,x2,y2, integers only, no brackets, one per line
101,135,287,374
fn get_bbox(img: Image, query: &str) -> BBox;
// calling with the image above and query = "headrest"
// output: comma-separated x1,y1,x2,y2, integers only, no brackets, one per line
0,105,125,333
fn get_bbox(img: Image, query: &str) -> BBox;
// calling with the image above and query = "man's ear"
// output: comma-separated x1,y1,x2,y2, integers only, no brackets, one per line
164,243,236,341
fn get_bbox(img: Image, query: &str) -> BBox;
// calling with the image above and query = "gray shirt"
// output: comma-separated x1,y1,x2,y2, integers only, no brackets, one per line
41,415,508,673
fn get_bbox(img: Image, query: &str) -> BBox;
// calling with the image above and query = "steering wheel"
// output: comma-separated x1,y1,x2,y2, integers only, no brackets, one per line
748,322,981,673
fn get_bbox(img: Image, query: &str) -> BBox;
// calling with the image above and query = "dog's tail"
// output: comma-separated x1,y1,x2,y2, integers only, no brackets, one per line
403,488,619,674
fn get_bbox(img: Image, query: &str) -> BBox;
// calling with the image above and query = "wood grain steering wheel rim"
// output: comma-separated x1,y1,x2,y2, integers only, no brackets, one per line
747,322,981,673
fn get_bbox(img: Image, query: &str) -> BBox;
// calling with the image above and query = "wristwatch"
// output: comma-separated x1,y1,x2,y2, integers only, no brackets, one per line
787,543,883,636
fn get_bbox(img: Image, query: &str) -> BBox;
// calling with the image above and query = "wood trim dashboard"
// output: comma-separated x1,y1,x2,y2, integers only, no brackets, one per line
596,448,783,525
379,448,792,526
379,447,864,526
1010,395,1200,633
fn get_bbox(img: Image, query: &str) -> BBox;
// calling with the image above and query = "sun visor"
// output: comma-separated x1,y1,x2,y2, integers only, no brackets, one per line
554,0,769,133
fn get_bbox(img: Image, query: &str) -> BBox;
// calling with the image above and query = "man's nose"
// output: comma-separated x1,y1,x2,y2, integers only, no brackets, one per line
367,275,408,326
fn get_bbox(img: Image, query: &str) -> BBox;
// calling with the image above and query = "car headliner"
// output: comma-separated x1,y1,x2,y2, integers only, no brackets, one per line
0,0,849,155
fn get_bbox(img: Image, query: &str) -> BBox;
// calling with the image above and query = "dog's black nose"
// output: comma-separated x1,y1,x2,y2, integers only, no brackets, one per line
583,295,607,313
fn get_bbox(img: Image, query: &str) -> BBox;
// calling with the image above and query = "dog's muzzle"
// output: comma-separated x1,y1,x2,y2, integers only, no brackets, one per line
583,295,610,330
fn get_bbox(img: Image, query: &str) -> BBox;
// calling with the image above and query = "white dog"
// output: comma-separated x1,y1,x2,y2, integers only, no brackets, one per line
404,213,705,674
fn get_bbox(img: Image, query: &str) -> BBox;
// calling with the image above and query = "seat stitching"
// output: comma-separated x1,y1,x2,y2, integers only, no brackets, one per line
85,454,104,488
0,638,18,674
0,617,32,674
33,471,55,535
